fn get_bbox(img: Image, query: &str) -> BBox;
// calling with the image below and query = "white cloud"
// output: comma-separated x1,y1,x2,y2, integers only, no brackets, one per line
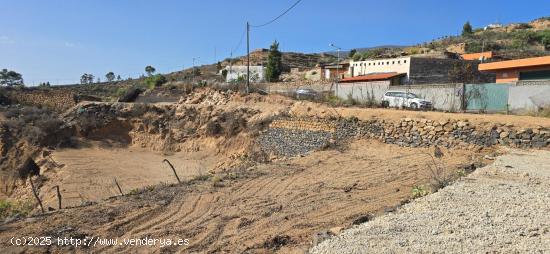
64,41,76,48
0,36,15,44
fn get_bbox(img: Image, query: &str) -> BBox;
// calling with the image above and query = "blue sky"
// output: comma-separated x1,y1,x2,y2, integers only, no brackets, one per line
1,0,548,85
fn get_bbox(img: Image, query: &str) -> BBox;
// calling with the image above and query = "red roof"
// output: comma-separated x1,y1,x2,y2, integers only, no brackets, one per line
339,72,405,83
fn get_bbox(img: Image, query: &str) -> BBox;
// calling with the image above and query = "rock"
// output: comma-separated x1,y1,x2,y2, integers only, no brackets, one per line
329,227,344,235
500,131,509,139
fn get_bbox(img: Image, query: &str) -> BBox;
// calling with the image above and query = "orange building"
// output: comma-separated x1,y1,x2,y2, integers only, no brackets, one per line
478,56,550,83
461,51,493,61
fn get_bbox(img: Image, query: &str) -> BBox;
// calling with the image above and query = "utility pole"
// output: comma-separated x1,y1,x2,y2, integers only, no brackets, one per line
330,43,342,94
481,40,486,63
246,21,250,94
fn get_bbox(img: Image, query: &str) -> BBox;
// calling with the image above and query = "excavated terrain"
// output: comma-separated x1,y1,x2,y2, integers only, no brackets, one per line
4,88,549,253
0,139,489,253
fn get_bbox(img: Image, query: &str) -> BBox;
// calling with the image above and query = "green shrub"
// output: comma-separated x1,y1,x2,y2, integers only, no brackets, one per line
211,175,224,187
411,185,429,199
346,93,359,105
0,199,34,219
324,94,344,107
143,74,167,89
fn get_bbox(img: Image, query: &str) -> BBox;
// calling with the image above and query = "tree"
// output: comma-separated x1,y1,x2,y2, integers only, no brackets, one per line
116,75,122,81
348,49,357,58
145,65,156,76
216,61,222,71
265,40,283,82
144,74,167,89
462,21,473,36
448,62,479,83
0,69,24,87
105,72,115,82
193,67,201,76
80,73,95,84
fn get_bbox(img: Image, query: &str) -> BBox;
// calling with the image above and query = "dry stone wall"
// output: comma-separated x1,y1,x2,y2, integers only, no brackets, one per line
4,88,78,112
258,117,550,157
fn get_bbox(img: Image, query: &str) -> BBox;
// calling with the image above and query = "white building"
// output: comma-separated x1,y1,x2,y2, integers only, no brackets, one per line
484,23,503,30
349,56,491,85
223,66,265,83
349,56,411,79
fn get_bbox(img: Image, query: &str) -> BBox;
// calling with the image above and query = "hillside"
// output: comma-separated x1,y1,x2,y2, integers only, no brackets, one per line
348,17,550,61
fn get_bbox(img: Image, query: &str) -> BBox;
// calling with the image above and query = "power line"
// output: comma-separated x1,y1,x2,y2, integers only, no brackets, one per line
231,27,247,55
250,0,303,28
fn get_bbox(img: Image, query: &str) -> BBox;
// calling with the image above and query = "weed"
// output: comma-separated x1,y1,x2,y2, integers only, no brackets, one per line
0,199,34,219
205,121,222,136
190,174,211,182
411,185,429,199
456,169,467,178
424,147,454,192
528,107,550,118
211,175,224,187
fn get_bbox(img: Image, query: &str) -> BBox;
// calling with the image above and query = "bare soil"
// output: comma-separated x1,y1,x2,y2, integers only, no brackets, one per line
0,140,490,253
39,146,220,208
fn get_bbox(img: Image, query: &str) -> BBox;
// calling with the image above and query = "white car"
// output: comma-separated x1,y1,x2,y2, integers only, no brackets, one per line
382,91,433,109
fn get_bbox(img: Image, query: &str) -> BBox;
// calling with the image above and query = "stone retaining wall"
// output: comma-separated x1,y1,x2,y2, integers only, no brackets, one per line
4,88,77,112
269,119,336,132
258,117,550,157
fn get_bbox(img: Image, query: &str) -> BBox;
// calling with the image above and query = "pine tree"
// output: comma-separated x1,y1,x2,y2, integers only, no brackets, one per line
462,21,473,36
265,40,282,82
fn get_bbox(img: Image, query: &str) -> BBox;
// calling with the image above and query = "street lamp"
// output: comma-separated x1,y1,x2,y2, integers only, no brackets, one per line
330,43,342,94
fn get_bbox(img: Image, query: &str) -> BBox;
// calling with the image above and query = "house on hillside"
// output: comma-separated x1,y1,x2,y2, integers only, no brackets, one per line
478,56,550,83
461,51,493,62
223,65,265,83
320,62,350,80
348,56,493,85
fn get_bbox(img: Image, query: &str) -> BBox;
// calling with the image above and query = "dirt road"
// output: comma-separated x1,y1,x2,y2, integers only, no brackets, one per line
311,149,550,253
0,140,487,253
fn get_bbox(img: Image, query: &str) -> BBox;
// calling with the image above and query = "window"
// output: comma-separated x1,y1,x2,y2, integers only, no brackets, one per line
398,61,400,64
392,61,395,64
387,61,390,65
404,60,407,63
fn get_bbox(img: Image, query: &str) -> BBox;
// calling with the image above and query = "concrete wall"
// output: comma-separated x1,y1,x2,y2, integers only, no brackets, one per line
336,81,390,103
388,84,463,112
266,80,333,94
509,81,550,113
336,82,462,111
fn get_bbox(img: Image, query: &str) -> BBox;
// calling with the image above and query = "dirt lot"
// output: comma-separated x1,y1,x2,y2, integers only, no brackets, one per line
311,149,550,253
38,146,220,208
0,140,489,253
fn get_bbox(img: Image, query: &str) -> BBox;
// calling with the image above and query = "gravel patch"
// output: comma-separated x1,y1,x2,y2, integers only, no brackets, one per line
310,149,550,254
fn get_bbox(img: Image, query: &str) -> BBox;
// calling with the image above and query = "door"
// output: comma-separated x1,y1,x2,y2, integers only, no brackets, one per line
465,83,511,112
